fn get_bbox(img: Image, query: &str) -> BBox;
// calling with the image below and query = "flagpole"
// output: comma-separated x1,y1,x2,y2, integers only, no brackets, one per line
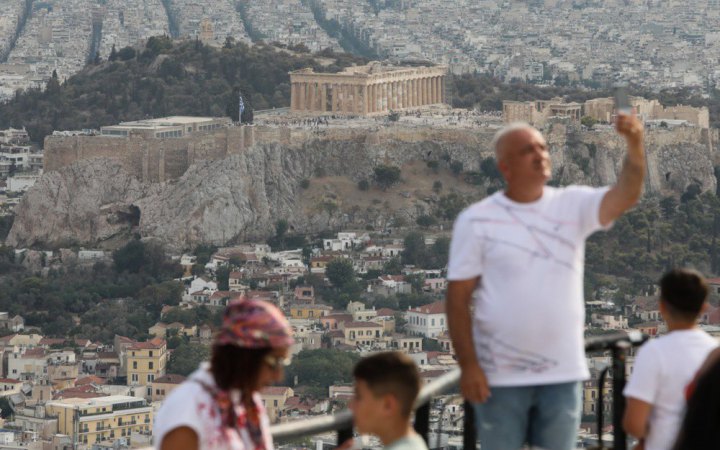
238,92,244,125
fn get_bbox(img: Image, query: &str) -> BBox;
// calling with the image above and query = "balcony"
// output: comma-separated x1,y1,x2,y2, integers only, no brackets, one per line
270,332,646,450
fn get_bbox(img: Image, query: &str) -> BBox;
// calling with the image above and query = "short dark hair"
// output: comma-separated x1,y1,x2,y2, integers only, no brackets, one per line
211,344,271,393
353,352,420,418
660,269,708,322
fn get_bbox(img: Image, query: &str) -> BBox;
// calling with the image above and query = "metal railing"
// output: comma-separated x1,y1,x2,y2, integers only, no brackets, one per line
271,331,647,449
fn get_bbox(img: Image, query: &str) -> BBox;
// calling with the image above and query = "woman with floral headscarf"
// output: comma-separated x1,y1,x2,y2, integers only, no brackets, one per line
155,299,294,450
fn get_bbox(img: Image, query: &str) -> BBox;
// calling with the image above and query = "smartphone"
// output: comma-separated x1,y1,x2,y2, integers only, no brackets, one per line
614,85,632,114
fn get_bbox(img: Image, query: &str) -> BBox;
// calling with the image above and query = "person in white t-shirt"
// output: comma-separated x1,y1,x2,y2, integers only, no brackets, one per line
623,269,719,450
446,113,645,450
155,299,294,450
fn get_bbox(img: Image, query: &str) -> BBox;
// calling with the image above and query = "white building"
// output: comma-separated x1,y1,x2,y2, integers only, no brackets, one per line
6,173,38,192
405,301,446,338
591,313,628,330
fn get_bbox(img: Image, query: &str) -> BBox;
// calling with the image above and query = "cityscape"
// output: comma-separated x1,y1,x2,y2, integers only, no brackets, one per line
0,1,719,450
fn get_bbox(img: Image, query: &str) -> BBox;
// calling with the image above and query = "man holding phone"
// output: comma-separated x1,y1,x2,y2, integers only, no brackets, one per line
446,109,644,450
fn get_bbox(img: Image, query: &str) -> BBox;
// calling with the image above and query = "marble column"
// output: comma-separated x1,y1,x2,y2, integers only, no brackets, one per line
353,84,364,114
362,85,369,115
418,78,425,106
429,77,436,105
402,80,409,109
390,81,397,111
298,82,306,111
320,83,327,112
389,82,394,110
309,82,317,112
343,85,351,113
410,79,417,107
440,77,445,103
291,83,297,110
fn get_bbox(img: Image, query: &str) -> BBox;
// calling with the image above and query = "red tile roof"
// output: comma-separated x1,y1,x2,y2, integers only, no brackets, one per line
154,374,186,384
129,337,165,350
261,386,292,396
376,308,397,317
0,334,18,342
75,376,107,386
409,301,445,315
0,378,22,384
344,321,383,328
22,348,46,358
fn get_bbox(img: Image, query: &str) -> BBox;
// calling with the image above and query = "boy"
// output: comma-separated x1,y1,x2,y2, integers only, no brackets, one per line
347,352,429,450
623,269,719,450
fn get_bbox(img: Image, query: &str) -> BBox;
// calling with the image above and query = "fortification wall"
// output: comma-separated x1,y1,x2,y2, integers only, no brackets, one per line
44,126,264,183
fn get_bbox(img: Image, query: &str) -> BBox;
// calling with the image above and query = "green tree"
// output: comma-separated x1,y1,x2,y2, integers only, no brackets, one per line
284,349,360,390
450,161,463,176
428,237,451,269
383,257,402,275
435,193,469,221
167,342,211,376
0,396,13,419
109,44,118,62
660,196,678,219
373,165,401,190
416,214,437,228
116,46,136,61
581,116,597,129
402,232,426,266
406,273,425,294
325,259,356,290
215,266,231,291
194,244,218,265
113,240,146,273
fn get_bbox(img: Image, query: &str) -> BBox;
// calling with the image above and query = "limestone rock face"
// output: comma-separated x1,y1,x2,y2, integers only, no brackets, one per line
6,126,718,251
6,158,146,248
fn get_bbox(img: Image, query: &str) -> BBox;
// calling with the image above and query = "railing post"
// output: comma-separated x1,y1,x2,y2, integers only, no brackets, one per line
612,341,630,450
463,400,476,450
597,367,609,450
337,425,353,448
413,402,431,443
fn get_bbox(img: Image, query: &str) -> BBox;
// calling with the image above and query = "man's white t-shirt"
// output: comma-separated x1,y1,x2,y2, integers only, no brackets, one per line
447,185,610,387
623,329,718,450
154,363,274,450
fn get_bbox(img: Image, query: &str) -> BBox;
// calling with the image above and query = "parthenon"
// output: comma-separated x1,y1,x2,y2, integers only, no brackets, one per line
289,63,448,116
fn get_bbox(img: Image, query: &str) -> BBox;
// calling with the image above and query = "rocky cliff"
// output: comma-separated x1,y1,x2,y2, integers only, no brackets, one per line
7,124,718,251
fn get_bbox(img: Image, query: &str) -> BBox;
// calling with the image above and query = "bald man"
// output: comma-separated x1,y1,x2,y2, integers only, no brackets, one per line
446,114,644,450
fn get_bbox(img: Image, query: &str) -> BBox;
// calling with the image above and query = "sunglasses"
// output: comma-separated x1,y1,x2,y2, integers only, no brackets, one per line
264,354,292,370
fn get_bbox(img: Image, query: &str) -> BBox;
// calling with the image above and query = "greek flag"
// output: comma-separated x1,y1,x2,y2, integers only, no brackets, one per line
238,94,245,122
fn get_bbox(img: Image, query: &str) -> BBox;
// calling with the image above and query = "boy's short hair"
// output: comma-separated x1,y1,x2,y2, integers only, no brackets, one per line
353,352,420,418
660,269,708,322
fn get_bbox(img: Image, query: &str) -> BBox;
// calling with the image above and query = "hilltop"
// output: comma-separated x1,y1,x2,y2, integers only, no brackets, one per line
0,36,367,144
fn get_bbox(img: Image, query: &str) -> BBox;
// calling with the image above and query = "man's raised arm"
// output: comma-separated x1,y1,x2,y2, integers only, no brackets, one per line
446,277,491,403
599,113,645,227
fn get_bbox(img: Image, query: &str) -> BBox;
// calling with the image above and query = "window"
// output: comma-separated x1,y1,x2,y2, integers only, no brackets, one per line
273,400,278,407
149,362,154,370
133,361,137,369
148,374,154,382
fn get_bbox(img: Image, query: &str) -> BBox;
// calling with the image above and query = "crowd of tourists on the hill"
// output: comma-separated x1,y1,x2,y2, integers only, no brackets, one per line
152,113,720,450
